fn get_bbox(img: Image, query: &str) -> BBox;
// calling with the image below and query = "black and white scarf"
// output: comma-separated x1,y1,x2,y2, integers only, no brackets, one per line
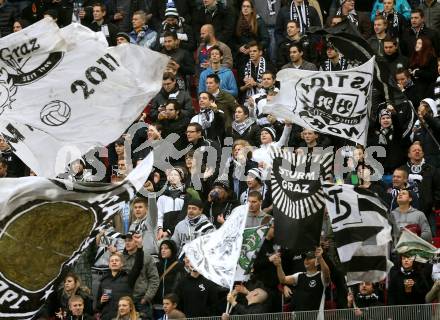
434,76,440,116
383,10,400,32
245,57,266,96
336,7,358,26
322,56,348,71
377,126,393,145
267,0,277,15
232,117,255,135
197,108,215,131
290,0,310,34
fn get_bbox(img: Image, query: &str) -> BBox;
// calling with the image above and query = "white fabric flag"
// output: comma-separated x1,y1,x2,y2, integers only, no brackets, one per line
183,205,248,289
0,153,153,319
323,183,393,284
0,18,168,177
263,57,375,145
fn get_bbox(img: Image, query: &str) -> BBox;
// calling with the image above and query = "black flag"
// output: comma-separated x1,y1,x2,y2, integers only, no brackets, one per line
271,147,333,253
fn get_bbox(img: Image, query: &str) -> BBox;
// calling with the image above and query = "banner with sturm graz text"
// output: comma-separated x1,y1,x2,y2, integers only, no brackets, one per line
270,146,333,253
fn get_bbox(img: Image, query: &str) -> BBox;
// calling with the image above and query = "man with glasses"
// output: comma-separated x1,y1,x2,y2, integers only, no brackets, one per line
157,101,190,154
151,72,194,121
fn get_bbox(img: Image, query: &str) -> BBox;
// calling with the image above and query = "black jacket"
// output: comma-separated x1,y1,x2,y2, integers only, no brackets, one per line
176,274,219,317
151,87,194,121
96,248,143,320
388,266,430,305
232,122,261,148
87,21,119,46
192,2,236,46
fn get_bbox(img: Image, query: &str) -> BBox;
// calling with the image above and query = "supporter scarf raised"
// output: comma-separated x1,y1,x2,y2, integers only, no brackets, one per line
290,0,311,34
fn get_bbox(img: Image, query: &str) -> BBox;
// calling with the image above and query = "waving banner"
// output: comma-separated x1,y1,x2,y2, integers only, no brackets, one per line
264,58,374,145
0,154,153,319
322,183,393,284
270,146,333,252
0,18,168,177
183,205,248,289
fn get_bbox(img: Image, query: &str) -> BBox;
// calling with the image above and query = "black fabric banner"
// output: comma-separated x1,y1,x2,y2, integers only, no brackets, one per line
271,147,333,253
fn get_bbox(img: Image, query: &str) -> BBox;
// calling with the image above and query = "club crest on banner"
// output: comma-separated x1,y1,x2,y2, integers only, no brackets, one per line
0,39,64,116
294,72,371,139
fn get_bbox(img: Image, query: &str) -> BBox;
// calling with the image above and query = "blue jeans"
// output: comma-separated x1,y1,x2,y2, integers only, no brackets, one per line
267,27,277,64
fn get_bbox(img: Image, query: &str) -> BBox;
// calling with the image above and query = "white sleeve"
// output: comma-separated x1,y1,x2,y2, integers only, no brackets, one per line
274,125,292,147
291,272,301,285
157,196,165,229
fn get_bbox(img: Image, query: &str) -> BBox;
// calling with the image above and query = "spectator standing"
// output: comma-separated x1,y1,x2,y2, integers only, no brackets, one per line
198,46,238,97
197,24,234,73
234,0,270,69
129,10,157,49
408,36,438,98
193,0,236,46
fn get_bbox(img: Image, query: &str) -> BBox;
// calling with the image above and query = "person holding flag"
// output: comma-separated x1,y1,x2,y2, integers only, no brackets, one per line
270,246,330,311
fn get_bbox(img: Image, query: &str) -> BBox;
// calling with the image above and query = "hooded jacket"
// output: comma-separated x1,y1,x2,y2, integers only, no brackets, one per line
153,239,186,305
198,67,238,97
391,206,432,242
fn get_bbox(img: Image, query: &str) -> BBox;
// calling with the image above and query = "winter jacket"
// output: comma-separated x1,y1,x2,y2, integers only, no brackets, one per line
231,121,261,147
0,1,16,36
129,26,157,49
370,0,412,21
171,214,215,252
96,248,144,320
162,47,195,77
275,1,322,44
413,115,440,167
213,90,237,135
151,87,194,121
190,109,226,146
88,21,119,46
204,198,241,228
150,0,194,30
153,240,186,305
123,249,159,302
158,114,190,152
401,25,440,57
156,20,196,51
367,113,410,174
234,15,270,53
391,206,432,242
157,185,186,233
192,2,236,46
199,67,238,97
176,274,219,317
420,1,440,31
388,266,430,305
404,161,440,216
276,35,316,69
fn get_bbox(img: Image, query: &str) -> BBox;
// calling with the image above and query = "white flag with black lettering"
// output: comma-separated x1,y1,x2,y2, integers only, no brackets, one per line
0,18,168,177
322,183,393,284
183,205,248,289
263,58,374,145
